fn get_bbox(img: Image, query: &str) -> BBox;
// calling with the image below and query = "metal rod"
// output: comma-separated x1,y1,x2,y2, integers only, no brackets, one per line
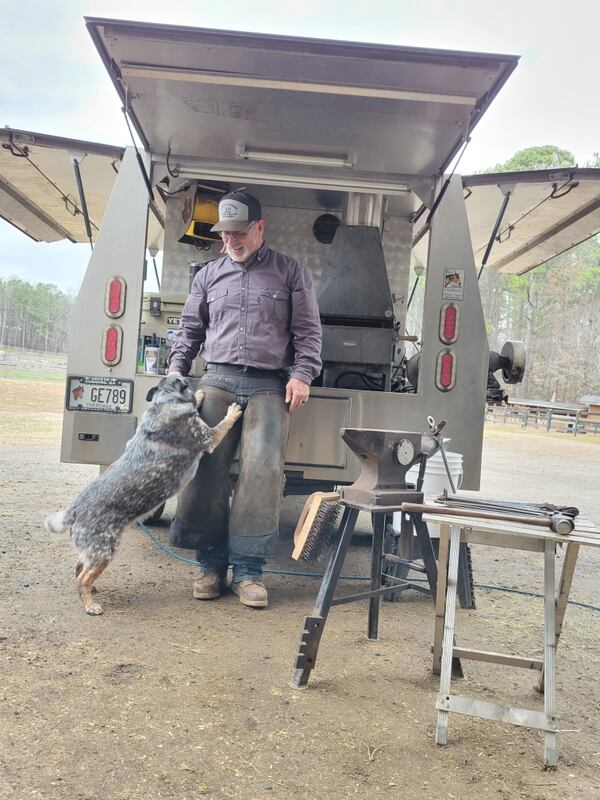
478,190,511,280
152,257,161,290
427,135,471,226
426,178,451,225
437,438,457,494
71,158,93,249
406,275,420,310
122,105,156,202
401,502,573,534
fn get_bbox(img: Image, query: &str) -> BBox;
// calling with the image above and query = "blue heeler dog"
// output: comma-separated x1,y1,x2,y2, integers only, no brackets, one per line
45,375,242,615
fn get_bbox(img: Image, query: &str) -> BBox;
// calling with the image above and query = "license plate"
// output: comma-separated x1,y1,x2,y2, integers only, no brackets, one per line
67,376,133,413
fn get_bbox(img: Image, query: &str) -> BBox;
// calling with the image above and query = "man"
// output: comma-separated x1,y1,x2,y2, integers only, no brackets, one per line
167,190,322,608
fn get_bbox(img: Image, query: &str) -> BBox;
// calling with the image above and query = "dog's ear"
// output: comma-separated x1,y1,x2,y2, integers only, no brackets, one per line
146,385,159,402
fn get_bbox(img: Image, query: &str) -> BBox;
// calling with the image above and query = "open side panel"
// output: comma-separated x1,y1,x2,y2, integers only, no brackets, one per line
0,128,124,243
413,168,600,276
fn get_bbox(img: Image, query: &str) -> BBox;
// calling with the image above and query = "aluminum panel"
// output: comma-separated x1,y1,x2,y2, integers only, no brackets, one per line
61,411,137,465
382,215,412,332
286,395,351,468
87,18,518,177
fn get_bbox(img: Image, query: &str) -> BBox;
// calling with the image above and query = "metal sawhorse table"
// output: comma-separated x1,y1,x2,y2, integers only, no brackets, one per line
426,510,600,767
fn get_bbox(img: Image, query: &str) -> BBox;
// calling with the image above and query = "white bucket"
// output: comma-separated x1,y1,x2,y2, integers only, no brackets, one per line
392,451,463,535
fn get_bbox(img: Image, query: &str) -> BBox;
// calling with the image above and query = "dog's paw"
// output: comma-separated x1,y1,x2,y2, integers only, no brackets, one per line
85,602,103,616
226,402,243,422
195,389,205,408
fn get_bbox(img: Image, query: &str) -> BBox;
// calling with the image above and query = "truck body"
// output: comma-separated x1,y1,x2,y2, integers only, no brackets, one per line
2,19,600,490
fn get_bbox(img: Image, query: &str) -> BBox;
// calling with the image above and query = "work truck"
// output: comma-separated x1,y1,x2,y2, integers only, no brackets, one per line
2,18,600,495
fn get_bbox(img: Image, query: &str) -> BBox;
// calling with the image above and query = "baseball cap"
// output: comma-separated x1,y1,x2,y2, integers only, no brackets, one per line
210,191,263,232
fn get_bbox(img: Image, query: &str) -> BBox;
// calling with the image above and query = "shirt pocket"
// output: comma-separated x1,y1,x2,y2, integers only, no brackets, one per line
257,288,290,324
207,288,228,322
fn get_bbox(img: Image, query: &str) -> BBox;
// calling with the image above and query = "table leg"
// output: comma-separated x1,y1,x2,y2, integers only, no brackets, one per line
436,525,461,745
413,513,438,600
554,542,580,649
433,524,450,674
537,541,580,694
543,539,558,767
368,512,386,639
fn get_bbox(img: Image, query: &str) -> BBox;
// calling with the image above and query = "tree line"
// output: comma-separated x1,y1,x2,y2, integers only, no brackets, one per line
0,278,74,354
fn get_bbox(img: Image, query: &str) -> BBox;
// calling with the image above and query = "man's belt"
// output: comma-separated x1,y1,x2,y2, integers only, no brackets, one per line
205,363,289,380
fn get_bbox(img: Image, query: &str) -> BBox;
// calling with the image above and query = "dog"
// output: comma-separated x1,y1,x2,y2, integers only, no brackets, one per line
44,375,242,615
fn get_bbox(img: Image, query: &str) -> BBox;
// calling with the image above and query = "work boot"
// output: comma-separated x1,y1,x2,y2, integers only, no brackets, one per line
192,570,224,600
231,580,268,608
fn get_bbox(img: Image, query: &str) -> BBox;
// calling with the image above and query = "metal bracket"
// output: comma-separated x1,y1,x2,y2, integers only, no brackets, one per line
293,615,325,671
2,141,29,158
550,180,579,199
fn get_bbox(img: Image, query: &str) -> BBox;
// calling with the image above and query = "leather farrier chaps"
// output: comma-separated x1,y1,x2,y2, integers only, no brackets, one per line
169,385,290,556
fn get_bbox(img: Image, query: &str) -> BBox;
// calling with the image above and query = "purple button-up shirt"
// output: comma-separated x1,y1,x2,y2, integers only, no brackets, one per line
167,242,322,384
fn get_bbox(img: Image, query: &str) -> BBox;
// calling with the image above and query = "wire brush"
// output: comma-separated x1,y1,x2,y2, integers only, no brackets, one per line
292,491,342,561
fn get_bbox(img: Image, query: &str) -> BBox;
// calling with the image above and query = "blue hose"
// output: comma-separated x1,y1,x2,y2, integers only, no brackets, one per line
137,523,600,613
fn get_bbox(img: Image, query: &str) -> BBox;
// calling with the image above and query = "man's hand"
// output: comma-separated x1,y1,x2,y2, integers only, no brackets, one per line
285,378,310,413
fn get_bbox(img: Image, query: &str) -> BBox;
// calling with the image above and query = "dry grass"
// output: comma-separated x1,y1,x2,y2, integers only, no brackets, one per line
485,421,600,445
0,380,64,444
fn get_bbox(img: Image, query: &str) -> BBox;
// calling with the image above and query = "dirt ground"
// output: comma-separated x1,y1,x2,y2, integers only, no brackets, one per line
2,379,600,800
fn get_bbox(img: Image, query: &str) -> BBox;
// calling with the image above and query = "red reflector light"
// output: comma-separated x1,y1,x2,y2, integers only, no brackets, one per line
102,325,122,366
439,303,459,344
105,276,126,318
436,349,456,391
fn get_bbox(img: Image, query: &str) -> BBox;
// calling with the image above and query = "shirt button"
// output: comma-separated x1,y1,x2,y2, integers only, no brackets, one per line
241,307,245,311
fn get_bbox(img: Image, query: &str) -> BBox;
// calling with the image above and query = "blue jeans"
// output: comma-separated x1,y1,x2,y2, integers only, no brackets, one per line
195,546,266,583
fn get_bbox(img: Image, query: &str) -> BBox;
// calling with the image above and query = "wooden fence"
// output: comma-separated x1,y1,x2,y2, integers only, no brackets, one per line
486,404,600,436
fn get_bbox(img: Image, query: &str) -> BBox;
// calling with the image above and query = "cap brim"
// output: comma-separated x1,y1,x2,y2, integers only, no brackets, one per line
210,219,254,233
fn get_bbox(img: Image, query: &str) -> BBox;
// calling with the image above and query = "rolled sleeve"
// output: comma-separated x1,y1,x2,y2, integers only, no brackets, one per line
289,263,322,384
166,272,209,376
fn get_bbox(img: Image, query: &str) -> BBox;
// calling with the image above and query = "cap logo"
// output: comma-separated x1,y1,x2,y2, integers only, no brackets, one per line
219,198,249,221
221,203,239,218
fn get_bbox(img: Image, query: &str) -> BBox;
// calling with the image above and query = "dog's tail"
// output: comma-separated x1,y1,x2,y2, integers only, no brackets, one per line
44,508,75,533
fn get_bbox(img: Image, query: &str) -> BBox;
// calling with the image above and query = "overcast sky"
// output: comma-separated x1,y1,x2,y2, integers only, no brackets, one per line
2,0,599,293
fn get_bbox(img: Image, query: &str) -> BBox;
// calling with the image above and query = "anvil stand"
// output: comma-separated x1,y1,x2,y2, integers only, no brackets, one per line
291,428,460,689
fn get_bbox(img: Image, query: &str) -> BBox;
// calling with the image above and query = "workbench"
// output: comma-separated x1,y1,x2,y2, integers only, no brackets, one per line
424,510,600,767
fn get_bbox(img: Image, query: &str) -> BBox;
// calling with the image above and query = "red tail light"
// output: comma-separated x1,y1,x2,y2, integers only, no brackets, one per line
439,302,459,344
436,349,456,391
105,276,126,318
102,324,122,366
